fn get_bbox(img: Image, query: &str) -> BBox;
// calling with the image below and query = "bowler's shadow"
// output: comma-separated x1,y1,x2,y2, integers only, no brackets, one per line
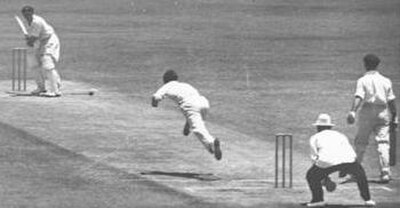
325,205,370,208
367,178,390,184
340,178,390,185
301,203,372,208
141,171,221,181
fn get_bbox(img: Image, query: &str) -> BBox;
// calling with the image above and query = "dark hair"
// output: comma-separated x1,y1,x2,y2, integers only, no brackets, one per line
163,70,178,83
363,54,380,70
21,5,34,13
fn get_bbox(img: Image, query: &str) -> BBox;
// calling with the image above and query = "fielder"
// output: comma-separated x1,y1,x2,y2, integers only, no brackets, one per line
151,70,222,160
347,54,397,183
305,114,375,207
21,5,62,97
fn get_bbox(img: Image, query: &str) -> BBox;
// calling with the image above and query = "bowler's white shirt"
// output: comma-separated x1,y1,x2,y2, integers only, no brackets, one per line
153,81,201,106
27,14,56,41
309,129,357,168
355,71,396,105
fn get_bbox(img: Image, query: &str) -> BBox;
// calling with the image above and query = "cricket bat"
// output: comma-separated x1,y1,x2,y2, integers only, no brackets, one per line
389,122,397,166
14,15,28,36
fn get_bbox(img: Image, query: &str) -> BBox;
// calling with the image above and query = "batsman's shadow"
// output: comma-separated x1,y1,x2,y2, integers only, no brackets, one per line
140,171,221,181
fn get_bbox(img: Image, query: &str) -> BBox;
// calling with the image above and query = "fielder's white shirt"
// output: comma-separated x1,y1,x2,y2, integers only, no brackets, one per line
355,71,396,105
309,130,357,168
27,14,56,41
153,81,202,106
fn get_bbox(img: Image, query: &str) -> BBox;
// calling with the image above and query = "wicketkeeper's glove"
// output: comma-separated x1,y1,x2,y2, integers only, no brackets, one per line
321,176,336,192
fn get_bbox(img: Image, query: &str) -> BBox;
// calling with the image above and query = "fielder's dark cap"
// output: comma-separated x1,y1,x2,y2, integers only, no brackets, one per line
21,5,34,13
363,54,380,69
163,70,178,83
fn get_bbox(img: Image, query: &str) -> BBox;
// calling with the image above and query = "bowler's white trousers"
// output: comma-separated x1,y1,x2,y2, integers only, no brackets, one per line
180,96,215,153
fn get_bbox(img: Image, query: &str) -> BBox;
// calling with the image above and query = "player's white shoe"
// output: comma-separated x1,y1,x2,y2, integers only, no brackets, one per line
380,171,391,183
305,201,326,207
364,200,376,207
40,92,61,97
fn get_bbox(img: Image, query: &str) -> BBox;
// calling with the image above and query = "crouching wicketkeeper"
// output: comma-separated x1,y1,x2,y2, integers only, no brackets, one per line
304,114,375,207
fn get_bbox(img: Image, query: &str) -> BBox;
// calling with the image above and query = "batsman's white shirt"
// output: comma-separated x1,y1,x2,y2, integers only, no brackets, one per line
355,70,396,105
153,81,215,151
27,14,60,62
309,130,357,168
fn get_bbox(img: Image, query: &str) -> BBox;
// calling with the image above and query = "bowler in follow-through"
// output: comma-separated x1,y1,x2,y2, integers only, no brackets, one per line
151,70,222,160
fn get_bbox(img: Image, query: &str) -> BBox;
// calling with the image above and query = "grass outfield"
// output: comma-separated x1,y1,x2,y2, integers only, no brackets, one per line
0,0,399,207
0,118,221,208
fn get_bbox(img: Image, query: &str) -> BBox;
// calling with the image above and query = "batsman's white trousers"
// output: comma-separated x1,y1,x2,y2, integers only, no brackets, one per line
180,96,215,153
354,103,391,174
33,34,61,94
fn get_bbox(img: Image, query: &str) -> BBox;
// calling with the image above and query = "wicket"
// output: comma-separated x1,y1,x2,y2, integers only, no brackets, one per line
275,133,293,188
12,48,27,91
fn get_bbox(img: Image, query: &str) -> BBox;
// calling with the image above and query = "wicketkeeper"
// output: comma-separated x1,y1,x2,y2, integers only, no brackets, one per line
305,114,375,207
151,70,222,160
21,5,62,97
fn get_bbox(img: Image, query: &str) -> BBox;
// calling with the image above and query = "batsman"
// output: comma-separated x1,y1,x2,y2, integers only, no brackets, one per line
20,5,62,97
347,54,398,183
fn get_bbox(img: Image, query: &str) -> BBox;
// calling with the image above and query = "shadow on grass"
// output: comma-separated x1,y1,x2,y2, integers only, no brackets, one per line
298,203,368,208
340,178,391,185
141,171,221,181
325,205,372,208
297,202,400,208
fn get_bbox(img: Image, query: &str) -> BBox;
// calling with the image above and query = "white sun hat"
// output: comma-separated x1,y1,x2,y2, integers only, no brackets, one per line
312,113,335,127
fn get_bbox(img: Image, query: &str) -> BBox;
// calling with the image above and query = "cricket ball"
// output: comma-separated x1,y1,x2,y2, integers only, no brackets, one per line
88,88,98,96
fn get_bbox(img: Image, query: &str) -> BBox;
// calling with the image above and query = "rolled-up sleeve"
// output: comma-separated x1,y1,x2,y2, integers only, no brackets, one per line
387,80,396,101
309,136,318,162
354,79,365,99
